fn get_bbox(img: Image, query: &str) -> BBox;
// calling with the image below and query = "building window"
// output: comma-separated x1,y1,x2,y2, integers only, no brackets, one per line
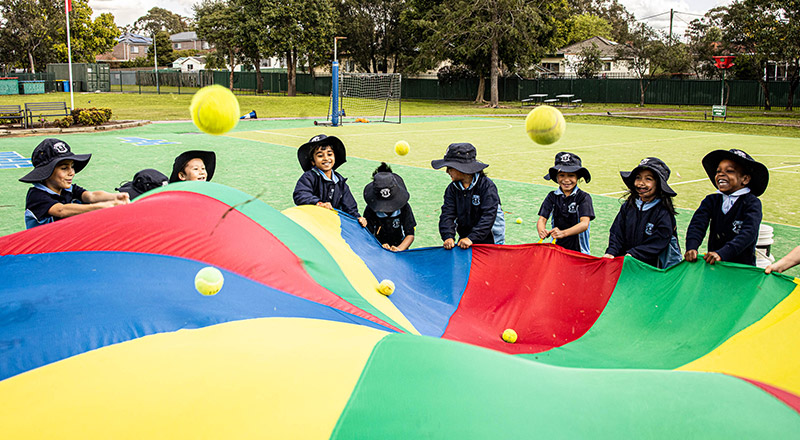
602,62,612,72
203,42,209,50
131,46,138,54
187,64,193,71
541,62,560,73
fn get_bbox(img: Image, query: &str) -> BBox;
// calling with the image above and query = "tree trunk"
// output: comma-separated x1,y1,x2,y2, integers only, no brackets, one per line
760,60,771,110
474,74,486,103
639,78,645,106
490,38,499,107
786,60,798,111
255,56,263,94
228,49,235,91
287,49,296,96
28,51,35,73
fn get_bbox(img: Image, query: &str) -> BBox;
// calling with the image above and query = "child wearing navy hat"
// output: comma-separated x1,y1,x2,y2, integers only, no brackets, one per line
293,134,367,227
685,149,768,266
19,138,129,229
363,163,416,251
169,150,215,183
116,169,169,200
431,142,504,249
603,157,681,268
537,152,595,254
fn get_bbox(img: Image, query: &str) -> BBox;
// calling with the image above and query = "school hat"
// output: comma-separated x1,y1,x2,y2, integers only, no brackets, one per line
430,143,488,174
364,171,410,213
19,138,91,183
169,150,216,183
116,168,169,200
701,149,769,197
620,157,677,197
544,151,591,183
297,134,347,172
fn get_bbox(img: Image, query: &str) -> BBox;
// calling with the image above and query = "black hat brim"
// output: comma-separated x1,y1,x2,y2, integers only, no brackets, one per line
544,165,591,183
363,173,410,212
116,181,143,200
297,135,346,172
620,166,677,197
19,153,91,183
169,150,216,183
701,150,769,197
430,158,488,174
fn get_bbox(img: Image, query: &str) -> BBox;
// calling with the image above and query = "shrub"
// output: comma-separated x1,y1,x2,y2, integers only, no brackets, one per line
70,107,113,126
55,116,74,128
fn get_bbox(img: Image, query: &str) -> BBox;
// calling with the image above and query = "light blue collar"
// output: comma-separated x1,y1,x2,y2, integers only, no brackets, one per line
456,173,480,190
635,198,661,211
313,167,339,184
34,182,72,195
375,209,401,218
717,187,750,214
555,187,580,197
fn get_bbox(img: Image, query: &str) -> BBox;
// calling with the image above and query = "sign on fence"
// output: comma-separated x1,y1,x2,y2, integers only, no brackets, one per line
712,105,727,118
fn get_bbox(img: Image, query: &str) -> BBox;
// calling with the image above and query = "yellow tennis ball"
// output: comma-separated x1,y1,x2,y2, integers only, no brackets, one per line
525,105,566,145
394,140,410,156
377,279,395,296
190,85,240,135
502,328,517,343
195,266,224,296
515,217,523,224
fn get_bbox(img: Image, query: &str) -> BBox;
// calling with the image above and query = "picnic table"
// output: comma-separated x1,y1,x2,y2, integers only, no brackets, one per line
521,93,549,107
556,94,575,107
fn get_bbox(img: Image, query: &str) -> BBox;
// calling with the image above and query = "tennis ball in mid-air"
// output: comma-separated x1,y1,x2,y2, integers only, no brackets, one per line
394,140,410,156
195,266,224,296
377,279,395,296
525,105,566,145
190,85,240,135
515,217,523,224
502,328,518,343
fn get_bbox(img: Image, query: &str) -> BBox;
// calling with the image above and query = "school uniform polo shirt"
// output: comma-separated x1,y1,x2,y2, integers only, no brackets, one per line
293,167,360,218
363,205,417,247
25,183,86,229
538,187,595,253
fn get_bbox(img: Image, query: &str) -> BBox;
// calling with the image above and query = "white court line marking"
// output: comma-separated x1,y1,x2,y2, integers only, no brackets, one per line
254,131,306,138
599,164,800,196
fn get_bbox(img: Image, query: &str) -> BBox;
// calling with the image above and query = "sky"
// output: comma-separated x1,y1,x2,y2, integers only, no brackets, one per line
89,0,734,39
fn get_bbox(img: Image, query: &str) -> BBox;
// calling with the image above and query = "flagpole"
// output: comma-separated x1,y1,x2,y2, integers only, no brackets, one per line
65,0,74,109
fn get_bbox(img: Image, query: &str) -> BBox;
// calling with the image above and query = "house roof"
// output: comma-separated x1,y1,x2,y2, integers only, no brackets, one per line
170,32,200,42
117,32,152,45
558,36,618,57
172,56,206,65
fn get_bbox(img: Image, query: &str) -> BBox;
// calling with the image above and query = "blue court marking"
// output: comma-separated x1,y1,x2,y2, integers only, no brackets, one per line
118,136,180,146
0,151,32,169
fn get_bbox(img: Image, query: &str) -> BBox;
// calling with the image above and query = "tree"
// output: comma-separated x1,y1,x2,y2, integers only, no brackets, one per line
232,0,268,93
616,24,664,106
568,0,634,42
335,0,406,73
52,3,118,64
146,31,175,67
0,0,63,72
195,0,241,90
575,43,604,77
684,9,725,79
567,14,613,45
132,7,190,36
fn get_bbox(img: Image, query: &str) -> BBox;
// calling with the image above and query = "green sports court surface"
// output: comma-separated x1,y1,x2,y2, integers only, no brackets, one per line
1,116,798,274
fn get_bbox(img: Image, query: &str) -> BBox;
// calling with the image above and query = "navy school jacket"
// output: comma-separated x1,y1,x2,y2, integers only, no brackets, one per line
439,173,503,245
606,198,676,267
685,192,762,266
293,169,360,218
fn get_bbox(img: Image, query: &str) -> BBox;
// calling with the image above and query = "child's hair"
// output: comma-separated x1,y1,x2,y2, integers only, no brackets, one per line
622,182,677,216
373,162,392,176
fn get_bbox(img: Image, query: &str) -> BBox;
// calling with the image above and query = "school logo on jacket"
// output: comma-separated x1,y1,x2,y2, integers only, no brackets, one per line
645,223,654,235
568,202,577,213
732,220,743,234
392,218,400,229
472,195,481,206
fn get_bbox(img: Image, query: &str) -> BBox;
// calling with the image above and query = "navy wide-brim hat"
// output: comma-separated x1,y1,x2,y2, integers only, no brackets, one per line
19,138,91,183
543,151,591,183
116,168,169,200
364,172,410,213
297,134,347,172
431,142,488,174
702,149,769,197
620,157,677,197
169,150,216,183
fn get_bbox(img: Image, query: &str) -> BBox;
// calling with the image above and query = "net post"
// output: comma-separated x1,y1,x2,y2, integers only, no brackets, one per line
332,61,340,127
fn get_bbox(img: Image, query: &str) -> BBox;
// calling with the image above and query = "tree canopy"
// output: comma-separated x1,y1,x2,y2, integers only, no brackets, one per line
132,7,191,36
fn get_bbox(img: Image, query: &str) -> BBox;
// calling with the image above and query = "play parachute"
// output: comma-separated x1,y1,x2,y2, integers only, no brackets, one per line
1,182,799,438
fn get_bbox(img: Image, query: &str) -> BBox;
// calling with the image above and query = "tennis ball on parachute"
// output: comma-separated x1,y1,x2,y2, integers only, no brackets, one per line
377,279,395,296
195,266,224,296
502,328,518,343
190,85,240,135
525,105,566,145
394,140,410,156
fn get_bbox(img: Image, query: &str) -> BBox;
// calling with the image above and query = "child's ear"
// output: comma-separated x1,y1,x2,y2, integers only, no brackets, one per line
178,171,187,181
742,174,751,186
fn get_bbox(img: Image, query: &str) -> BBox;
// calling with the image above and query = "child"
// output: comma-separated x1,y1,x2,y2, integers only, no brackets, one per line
537,152,595,254
19,138,129,229
685,149,768,266
363,163,416,251
169,150,216,183
603,157,681,268
765,245,800,274
431,142,504,249
293,134,367,227
116,169,169,200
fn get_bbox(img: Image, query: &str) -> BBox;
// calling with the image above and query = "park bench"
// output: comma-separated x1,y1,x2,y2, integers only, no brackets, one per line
25,101,70,127
0,104,26,128
543,98,559,105
571,99,583,107
521,98,536,106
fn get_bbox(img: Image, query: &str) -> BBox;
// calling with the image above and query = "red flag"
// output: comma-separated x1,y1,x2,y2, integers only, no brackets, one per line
65,0,72,12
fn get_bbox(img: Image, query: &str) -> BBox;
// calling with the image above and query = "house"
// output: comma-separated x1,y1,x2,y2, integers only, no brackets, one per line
170,32,211,51
539,36,639,77
96,33,152,62
172,56,206,72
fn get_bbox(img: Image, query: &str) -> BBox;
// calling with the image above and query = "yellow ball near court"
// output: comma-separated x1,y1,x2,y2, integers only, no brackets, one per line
195,266,225,296
394,140,410,156
502,328,518,343
377,279,395,296
525,105,566,145
190,85,240,135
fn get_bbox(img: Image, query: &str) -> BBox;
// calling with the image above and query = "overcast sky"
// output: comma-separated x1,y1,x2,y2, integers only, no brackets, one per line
90,0,734,39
